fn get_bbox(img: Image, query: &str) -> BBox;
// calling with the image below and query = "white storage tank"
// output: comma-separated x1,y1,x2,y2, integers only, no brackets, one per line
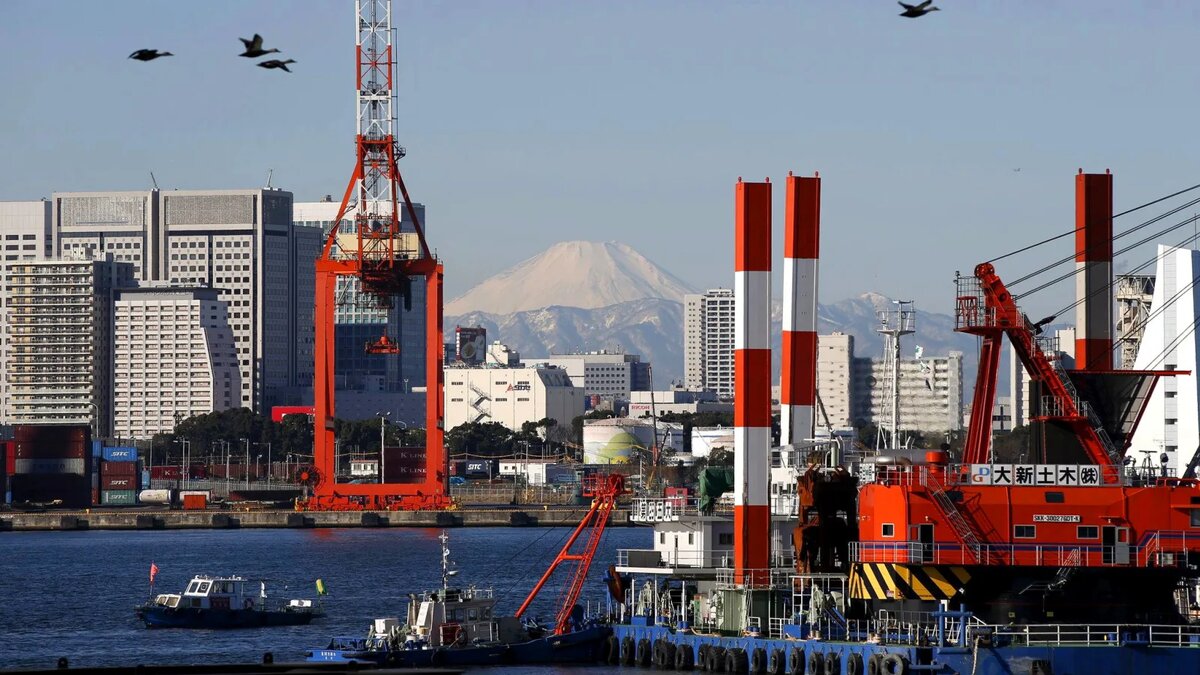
138,489,174,506
691,426,734,459
583,419,656,464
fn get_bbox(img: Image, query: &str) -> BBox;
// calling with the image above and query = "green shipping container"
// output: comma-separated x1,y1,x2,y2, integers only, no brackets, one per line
101,490,136,506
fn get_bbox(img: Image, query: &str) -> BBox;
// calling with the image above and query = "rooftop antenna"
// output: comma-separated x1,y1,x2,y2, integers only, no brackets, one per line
149,172,159,191
265,169,275,190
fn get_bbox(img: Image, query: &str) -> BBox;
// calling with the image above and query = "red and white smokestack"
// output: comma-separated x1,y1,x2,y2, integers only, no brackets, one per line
781,172,820,448
1075,170,1114,371
734,178,772,585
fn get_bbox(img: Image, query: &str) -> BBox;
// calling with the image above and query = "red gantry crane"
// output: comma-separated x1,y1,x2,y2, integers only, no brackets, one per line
301,0,449,511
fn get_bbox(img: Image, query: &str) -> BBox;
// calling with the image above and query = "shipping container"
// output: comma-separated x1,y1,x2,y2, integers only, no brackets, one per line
138,489,174,506
13,425,90,460
91,487,99,506
151,466,182,480
10,473,90,507
182,493,207,510
449,460,467,477
383,447,427,484
141,470,151,488
101,446,137,462
465,459,494,478
14,458,87,475
101,490,136,506
179,489,211,500
91,440,102,459
99,460,137,477
101,475,137,490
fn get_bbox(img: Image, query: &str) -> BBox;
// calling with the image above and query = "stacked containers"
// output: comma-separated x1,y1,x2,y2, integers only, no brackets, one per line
10,425,92,508
0,440,11,504
99,446,138,506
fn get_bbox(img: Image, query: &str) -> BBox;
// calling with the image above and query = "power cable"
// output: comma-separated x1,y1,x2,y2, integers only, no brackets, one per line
1015,212,1200,300
1008,195,1200,289
986,182,1200,265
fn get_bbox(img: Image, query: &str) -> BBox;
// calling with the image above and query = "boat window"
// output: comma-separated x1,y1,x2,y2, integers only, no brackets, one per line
468,608,479,621
1077,526,1098,539
451,609,464,621
197,581,212,594
1014,525,1036,539
659,533,665,544
482,608,491,619
688,533,694,545
1191,510,1200,528
186,581,199,594
1044,492,1065,504
881,523,895,538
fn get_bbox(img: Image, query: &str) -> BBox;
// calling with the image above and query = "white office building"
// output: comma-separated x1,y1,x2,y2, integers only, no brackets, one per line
53,189,321,411
1,255,134,435
444,366,584,432
523,350,651,399
683,288,735,397
851,352,964,434
112,287,241,439
1129,245,1200,477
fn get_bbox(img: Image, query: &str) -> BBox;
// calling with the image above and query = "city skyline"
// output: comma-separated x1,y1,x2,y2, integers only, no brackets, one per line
5,2,1200,319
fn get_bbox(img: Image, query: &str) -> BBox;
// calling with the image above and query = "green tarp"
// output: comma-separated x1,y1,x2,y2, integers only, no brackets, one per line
698,467,734,515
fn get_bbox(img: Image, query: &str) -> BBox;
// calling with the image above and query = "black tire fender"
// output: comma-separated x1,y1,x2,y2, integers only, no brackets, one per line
823,650,840,675
789,647,805,675
622,636,637,665
637,637,653,667
807,650,824,675
750,647,768,674
882,654,907,675
846,652,864,675
867,653,883,675
707,646,727,672
677,644,696,670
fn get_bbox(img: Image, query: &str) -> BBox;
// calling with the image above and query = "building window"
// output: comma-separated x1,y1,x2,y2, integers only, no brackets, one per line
659,532,665,544
718,533,733,546
881,523,895,538
1077,526,1098,539
1015,525,1036,539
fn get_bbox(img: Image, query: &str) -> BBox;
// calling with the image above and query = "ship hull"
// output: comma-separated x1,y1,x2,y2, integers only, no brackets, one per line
137,606,319,629
306,624,609,666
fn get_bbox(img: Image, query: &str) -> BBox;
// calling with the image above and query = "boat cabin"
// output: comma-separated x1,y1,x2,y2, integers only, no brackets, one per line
404,587,524,647
151,575,264,611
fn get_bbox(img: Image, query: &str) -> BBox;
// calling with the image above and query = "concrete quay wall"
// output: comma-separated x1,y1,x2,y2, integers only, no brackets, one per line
0,508,633,532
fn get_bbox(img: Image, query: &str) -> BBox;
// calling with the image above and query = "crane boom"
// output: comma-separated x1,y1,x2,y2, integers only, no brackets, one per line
515,474,627,634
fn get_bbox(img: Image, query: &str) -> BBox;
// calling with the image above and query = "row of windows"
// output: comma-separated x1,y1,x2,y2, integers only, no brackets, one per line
881,523,1103,540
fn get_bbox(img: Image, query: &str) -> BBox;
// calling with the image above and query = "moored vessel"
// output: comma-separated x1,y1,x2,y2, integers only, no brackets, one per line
137,574,324,629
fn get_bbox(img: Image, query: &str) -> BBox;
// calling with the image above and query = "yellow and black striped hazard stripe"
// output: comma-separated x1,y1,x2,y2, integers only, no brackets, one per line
849,564,971,600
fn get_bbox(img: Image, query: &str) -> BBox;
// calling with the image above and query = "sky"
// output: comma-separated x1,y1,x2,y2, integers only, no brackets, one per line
3,1,1200,319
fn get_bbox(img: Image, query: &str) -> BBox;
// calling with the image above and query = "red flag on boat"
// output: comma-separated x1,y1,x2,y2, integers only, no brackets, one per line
150,562,159,584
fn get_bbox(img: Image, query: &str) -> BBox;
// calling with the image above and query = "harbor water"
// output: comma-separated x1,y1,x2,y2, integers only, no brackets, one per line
0,526,650,670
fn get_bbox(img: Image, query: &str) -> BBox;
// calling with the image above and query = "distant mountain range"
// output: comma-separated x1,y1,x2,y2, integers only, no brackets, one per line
446,241,694,316
445,241,983,393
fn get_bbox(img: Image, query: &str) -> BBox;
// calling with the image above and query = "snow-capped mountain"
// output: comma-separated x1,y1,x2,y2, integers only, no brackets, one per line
445,240,696,316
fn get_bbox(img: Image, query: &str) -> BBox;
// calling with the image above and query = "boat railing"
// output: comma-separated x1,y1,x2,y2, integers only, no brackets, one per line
851,535,1199,568
616,548,735,569
977,623,1200,648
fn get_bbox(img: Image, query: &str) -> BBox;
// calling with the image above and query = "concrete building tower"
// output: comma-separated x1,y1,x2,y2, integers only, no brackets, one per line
1129,245,1200,477
112,287,241,439
683,288,735,398
2,255,134,436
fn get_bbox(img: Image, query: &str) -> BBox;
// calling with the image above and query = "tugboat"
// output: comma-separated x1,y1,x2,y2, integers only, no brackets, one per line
137,574,324,629
307,478,622,666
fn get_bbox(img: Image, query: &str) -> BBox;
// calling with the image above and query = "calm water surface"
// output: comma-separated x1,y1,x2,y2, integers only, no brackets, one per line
0,526,652,671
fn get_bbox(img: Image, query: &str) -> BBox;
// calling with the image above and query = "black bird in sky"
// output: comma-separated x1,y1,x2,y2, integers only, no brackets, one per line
899,1,940,18
239,34,280,58
257,59,296,73
128,49,173,61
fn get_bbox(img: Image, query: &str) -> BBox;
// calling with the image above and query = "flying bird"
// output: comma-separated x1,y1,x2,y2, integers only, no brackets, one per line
899,1,940,18
239,34,280,58
257,59,296,73
129,49,173,61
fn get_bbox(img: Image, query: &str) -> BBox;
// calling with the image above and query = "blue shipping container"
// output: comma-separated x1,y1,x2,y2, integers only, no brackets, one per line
141,470,150,488
465,460,492,476
101,446,137,462
91,440,103,458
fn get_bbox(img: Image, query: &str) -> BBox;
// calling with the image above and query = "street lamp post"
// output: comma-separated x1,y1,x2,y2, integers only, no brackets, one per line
377,411,391,483
242,438,250,490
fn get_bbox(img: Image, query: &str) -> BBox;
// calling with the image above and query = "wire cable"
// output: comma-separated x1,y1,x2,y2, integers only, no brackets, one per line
986,182,1200,265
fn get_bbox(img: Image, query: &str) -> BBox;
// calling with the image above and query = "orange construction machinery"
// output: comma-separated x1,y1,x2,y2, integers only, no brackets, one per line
300,0,449,511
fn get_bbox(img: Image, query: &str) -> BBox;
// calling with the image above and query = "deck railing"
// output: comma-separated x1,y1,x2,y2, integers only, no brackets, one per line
851,534,1199,568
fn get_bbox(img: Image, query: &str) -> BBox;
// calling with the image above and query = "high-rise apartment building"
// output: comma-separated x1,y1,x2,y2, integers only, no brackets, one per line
112,287,241,439
0,201,54,407
2,255,134,435
293,199,428,424
683,288,735,398
52,189,319,411
851,352,964,434
816,332,855,427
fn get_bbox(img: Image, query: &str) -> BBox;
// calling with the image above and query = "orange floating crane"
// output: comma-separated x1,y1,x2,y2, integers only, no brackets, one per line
300,0,449,511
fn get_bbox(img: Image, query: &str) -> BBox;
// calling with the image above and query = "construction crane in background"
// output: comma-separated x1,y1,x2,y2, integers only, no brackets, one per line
300,0,449,511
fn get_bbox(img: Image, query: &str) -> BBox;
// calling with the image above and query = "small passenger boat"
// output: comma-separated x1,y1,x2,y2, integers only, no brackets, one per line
136,574,324,629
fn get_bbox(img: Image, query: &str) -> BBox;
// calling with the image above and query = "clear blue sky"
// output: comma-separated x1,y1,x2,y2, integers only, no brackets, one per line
3,1,1200,317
